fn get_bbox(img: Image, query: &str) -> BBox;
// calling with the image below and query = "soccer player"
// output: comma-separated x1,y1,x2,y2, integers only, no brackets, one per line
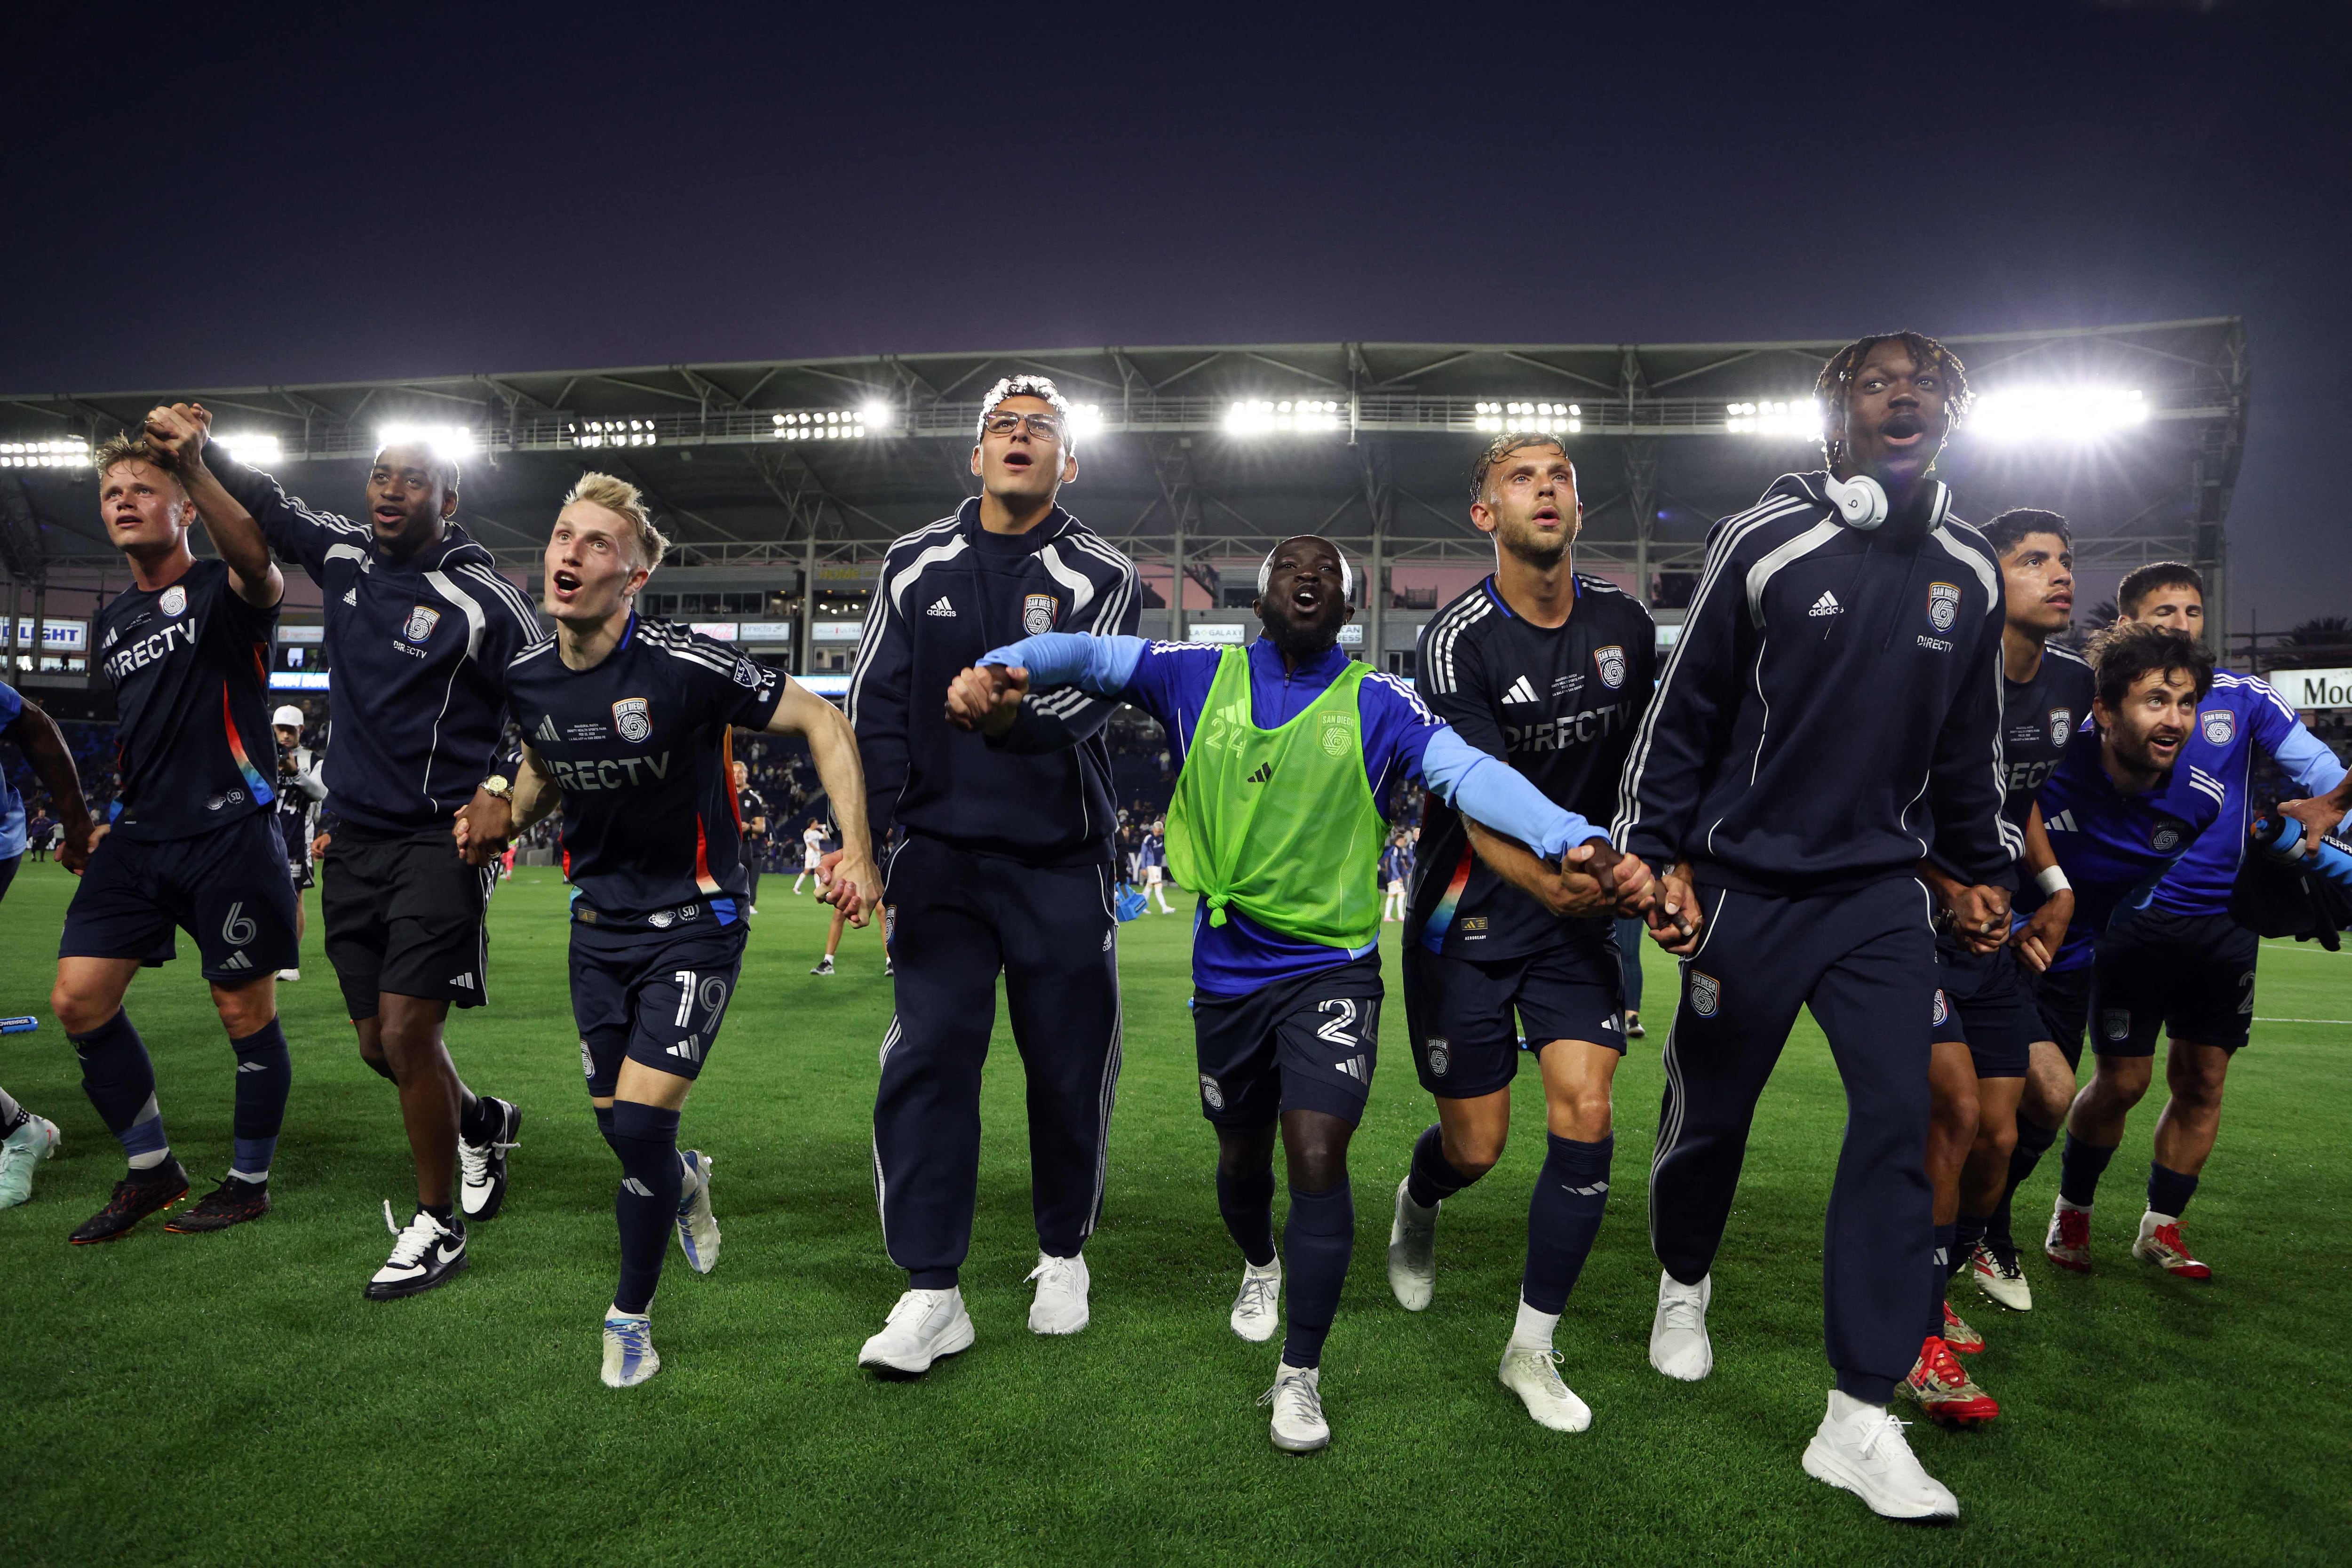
0,682,95,1210
142,403,538,1297
272,704,326,980
732,760,767,912
1616,333,2015,1521
1380,832,1408,923
1139,818,1175,913
49,434,301,1241
845,375,1140,1373
1383,433,1655,1432
948,533,1648,1452
469,473,875,1386
2044,564,2350,1279
792,816,824,895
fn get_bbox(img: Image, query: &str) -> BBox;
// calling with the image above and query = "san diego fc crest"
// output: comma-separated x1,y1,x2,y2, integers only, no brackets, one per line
403,605,441,643
1690,971,1721,1018
1927,582,1961,633
1023,592,1057,636
612,697,652,743
2201,708,2234,746
2050,708,2073,747
1594,644,1626,690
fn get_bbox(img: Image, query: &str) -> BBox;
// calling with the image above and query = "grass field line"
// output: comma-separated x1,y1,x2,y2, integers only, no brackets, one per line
2252,1016,2352,1025
2257,940,2345,955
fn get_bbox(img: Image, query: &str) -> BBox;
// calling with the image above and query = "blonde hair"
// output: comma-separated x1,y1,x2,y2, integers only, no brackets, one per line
564,471,669,573
91,433,184,490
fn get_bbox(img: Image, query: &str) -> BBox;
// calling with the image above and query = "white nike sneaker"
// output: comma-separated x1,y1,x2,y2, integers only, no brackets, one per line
858,1287,976,1374
1499,1345,1592,1432
1230,1259,1281,1343
1027,1251,1091,1335
1649,1270,1713,1381
674,1150,719,1274
457,1096,523,1221
1261,1362,1330,1453
1387,1178,1438,1311
364,1202,469,1300
601,1312,661,1388
0,1114,61,1209
1801,1390,1960,1521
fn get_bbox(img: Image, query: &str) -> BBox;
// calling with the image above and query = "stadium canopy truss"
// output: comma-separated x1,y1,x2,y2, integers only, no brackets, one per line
2,318,2247,674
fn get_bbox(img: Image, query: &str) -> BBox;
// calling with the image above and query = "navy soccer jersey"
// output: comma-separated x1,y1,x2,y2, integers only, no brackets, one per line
2035,724,2225,938
506,617,786,921
1411,573,1654,959
1998,644,2097,843
93,558,279,842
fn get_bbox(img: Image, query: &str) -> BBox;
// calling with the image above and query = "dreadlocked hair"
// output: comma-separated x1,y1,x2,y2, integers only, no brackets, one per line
1814,331,1971,469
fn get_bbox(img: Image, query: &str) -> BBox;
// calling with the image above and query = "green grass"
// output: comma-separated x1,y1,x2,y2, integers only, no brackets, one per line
1,857,2347,1566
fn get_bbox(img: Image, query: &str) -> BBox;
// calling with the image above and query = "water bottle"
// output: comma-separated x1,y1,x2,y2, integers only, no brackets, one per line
2251,815,2352,896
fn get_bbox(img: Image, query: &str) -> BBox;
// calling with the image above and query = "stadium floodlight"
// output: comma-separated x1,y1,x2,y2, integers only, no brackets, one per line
375,422,479,458
0,436,90,469
572,419,658,449
1967,386,2147,441
769,408,872,441
1724,399,1820,438
1226,398,1342,435
1067,402,1105,439
860,400,895,431
213,432,284,466
1473,401,1581,435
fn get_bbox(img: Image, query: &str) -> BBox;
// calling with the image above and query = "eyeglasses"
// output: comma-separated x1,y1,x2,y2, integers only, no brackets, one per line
979,411,1065,442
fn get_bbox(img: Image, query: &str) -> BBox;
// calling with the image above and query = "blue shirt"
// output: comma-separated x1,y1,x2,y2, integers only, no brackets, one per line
2145,670,2348,917
0,681,25,860
2036,724,2228,969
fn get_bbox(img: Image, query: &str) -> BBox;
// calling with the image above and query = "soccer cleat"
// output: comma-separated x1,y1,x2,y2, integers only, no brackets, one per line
0,1114,61,1210
1969,1239,2033,1311
601,1312,662,1388
1649,1270,1713,1381
1386,1178,1438,1311
1026,1251,1091,1335
1940,1300,1985,1354
883,958,894,977
166,1175,272,1233
1499,1345,1592,1432
1624,1010,1645,1040
858,1287,975,1374
276,968,301,982
811,957,835,976
364,1202,469,1299
2132,1213,2212,1280
674,1150,719,1274
1230,1259,1281,1343
1803,1391,1960,1521
1261,1362,1330,1453
1900,1336,2001,1427
2045,1200,2094,1273
457,1097,522,1221
68,1157,190,1243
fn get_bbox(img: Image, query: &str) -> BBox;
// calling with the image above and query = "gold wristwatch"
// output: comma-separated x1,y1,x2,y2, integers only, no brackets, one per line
480,775,514,801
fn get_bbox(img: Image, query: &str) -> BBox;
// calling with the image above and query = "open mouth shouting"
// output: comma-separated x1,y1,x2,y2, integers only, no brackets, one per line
549,566,584,607
1878,410,1927,450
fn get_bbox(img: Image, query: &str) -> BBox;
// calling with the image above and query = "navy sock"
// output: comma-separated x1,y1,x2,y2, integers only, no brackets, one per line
71,1011,168,1170
1953,1213,1990,1281
611,1101,683,1315
459,1090,495,1146
1279,1180,1354,1370
2058,1132,2116,1208
2148,1161,2200,1219
1405,1123,1478,1210
1216,1163,1277,1269
229,1018,292,1181
421,1200,457,1226
1521,1133,1612,1315
594,1104,621,1157
1991,1116,2059,1248
1926,1222,1956,1338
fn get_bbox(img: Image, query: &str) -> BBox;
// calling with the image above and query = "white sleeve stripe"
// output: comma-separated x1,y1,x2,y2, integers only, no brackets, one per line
454,563,541,630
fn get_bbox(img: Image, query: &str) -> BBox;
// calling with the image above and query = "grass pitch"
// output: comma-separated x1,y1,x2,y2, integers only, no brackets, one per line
1,857,2347,1566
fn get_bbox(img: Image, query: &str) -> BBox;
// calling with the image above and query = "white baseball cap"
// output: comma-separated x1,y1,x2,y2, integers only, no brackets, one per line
272,705,306,728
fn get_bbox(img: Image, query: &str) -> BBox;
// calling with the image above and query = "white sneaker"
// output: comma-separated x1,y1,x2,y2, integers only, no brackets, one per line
1969,1240,2033,1311
748,905,759,915
601,1312,661,1388
858,1287,976,1374
811,957,835,976
276,968,301,982
1801,1390,1960,1521
364,1202,469,1300
1261,1362,1330,1452
1026,1251,1091,1335
1649,1270,1713,1381
1387,1177,1438,1311
1230,1259,1281,1343
674,1150,719,1274
0,1114,61,1209
1499,1345,1592,1432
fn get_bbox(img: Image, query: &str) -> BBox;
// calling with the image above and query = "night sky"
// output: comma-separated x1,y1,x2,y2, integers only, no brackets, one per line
5,2,2344,629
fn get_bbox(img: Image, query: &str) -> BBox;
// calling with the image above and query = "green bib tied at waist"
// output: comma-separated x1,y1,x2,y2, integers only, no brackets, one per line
1165,646,1389,951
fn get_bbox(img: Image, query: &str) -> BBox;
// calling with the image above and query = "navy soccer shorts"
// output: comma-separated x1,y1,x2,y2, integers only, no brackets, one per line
2091,907,2257,1056
2029,962,2093,1070
1404,923,1626,1100
59,813,298,983
1192,954,1383,1128
320,821,497,1018
570,916,747,1097
1930,939,2037,1079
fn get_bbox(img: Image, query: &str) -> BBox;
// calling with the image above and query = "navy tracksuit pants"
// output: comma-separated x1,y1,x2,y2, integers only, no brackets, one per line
1650,876,1937,1403
874,833,1124,1289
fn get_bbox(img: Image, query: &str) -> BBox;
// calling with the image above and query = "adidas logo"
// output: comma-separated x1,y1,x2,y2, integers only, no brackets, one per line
450,973,476,990
536,715,560,744
1808,590,1842,618
1502,675,1540,705
219,951,253,971
1564,1180,1610,1197
1245,763,1274,784
343,587,358,606
237,1059,268,1073
925,597,957,618
1335,1055,1367,1082
667,1035,703,1064
2046,809,2078,834
621,1177,654,1198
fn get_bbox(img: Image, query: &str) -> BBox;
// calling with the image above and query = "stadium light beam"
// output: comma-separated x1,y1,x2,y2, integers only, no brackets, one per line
1226,398,1341,435
1474,401,1581,435
1067,402,1105,439
375,422,479,459
572,418,658,449
1968,386,2147,441
1724,400,1820,438
769,408,871,442
213,432,284,466
0,436,90,469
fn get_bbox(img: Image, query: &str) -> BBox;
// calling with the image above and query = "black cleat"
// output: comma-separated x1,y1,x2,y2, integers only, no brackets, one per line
457,1097,522,1221
69,1158,191,1244
364,1202,469,1299
166,1175,273,1233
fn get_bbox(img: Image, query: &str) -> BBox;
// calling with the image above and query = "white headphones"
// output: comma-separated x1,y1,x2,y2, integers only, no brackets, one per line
1822,472,1889,530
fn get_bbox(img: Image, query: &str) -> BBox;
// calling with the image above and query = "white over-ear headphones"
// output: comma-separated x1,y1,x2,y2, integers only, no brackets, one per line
1822,472,1888,530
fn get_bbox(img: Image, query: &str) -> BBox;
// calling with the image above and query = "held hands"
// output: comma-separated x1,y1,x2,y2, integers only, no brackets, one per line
1646,862,1702,955
1565,838,1654,920
1944,881,2013,955
2013,887,2074,973
944,664,1028,739
141,402,213,470
816,847,880,927
451,789,513,867
57,820,94,876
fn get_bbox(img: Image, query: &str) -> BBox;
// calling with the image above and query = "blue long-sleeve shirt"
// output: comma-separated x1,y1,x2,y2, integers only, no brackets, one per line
984,632,1599,994
2145,670,2348,917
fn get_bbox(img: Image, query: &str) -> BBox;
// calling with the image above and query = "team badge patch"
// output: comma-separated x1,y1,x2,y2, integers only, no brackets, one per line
1199,1074,1226,1111
1594,644,1627,690
2151,816,2187,854
579,1039,596,1082
1927,581,1961,632
1932,989,1949,1027
1690,971,1721,1018
612,697,652,743
159,584,187,617
403,605,442,643
1023,592,1057,636
2050,707,2074,747
1426,1038,1451,1077
2201,708,2235,746
2103,1009,2132,1043
1320,712,1353,757
732,654,761,689
648,909,675,929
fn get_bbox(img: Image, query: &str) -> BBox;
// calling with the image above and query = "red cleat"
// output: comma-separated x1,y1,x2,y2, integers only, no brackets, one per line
1941,1299,1986,1354
2132,1216,2211,1280
1900,1336,2000,1427
2045,1202,2094,1274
